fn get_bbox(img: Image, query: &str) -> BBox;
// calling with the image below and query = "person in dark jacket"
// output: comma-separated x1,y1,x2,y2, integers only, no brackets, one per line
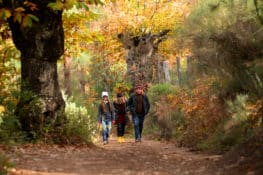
113,92,128,143
128,84,150,142
97,91,115,145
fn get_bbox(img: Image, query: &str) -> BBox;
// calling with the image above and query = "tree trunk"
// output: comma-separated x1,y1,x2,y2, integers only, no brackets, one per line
5,1,65,136
118,30,169,86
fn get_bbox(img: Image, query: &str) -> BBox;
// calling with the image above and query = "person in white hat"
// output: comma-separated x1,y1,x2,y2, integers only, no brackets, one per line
97,91,115,145
101,91,109,98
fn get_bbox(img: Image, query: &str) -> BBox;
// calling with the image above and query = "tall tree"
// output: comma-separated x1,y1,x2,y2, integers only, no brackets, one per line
1,0,65,135
0,0,102,138
86,0,190,87
118,30,169,85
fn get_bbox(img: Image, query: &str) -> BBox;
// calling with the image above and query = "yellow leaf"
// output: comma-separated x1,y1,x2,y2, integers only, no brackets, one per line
15,7,26,12
22,15,29,27
0,105,5,113
4,9,11,18
0,8,11,20
14,12,23,23
64,0,76,9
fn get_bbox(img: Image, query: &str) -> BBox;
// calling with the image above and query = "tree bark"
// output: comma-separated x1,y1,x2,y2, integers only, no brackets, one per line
4,1,65,136
118,30,169,86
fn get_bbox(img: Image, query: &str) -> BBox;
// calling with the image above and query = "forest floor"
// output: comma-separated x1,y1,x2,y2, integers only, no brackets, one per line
1,136,259,175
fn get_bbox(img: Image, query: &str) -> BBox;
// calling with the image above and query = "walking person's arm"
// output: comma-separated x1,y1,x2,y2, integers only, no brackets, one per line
127,95,135,115
145,95,150,115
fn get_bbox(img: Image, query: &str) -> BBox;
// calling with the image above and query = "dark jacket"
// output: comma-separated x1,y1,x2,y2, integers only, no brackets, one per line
97,102,115,122
113,101,128,123
128,93,150,116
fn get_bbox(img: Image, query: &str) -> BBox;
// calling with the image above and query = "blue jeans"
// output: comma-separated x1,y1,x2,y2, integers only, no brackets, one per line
102,120,112,142
132,114,145,140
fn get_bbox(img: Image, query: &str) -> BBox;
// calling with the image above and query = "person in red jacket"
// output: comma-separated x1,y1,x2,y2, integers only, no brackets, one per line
113,92,128,143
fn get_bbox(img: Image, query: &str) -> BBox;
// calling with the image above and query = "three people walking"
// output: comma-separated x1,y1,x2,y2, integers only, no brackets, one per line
98,84,150,144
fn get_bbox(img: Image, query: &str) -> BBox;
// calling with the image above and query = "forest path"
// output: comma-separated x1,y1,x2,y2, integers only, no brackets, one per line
4,137,238,175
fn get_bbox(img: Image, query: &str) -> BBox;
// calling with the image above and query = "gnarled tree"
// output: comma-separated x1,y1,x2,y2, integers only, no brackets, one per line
118,30,170,86
1,0,65,137
1,0,103,138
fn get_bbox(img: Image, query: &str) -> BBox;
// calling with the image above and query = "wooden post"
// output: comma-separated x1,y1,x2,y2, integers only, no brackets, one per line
163,60,171,83
157,56,161,83
176,56,181,86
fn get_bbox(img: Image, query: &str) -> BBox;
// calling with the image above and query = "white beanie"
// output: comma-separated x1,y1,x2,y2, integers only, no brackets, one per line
101,91,109,97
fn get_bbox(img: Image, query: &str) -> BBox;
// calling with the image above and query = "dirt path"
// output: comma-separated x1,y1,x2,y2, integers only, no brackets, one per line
3,137,234,175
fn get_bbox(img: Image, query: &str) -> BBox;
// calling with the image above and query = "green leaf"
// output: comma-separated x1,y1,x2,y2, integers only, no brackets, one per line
28,14,39,22
96,0,104,5
47,1,64,11
27,18,33,27
80,2,90,11
47,2,57,10
0,8,11,20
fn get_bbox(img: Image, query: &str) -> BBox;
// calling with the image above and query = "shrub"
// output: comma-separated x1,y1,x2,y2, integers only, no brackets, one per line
61,97,96,144
0,90,25,144
0,152,13,175
0,113,25,144
149,83,178,98
146,84,184,140
198,94,263,152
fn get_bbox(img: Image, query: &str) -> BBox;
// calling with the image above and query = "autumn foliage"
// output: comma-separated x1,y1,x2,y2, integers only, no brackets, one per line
0,0,262,161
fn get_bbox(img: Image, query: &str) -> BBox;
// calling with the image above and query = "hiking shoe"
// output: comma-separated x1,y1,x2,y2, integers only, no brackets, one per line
121,137,125,143
103,141,108,145
135,138,141,143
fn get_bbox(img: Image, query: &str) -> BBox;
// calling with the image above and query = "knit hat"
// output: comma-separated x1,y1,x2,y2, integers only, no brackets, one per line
101,91,109,97
134,84,143,89
117,93,123,98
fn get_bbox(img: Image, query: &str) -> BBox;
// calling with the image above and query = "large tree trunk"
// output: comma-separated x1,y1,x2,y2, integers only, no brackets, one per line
118,30,169,86
4,1,65,136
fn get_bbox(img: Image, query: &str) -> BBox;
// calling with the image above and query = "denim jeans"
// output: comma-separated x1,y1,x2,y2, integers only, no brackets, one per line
102,120,112,142
132,114,145,140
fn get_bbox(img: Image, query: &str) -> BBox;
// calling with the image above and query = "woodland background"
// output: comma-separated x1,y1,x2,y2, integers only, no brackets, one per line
0,0,262,174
